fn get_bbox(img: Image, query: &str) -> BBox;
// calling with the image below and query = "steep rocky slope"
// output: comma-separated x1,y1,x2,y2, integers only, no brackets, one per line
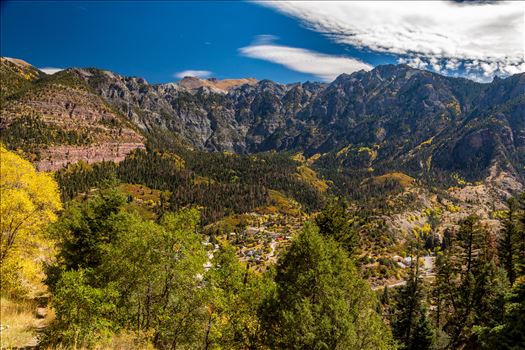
178,76,257,92
77,64,524,188
1,57,523,193
0,61,144,170
79,68,325,152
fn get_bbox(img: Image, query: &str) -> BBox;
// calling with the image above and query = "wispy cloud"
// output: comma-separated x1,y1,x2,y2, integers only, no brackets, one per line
239,35,372,82
174,70,212,79
39,67,63,75
258,1,525,80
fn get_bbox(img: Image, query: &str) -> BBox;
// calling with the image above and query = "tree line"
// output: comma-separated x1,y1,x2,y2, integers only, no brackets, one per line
55,148,324,224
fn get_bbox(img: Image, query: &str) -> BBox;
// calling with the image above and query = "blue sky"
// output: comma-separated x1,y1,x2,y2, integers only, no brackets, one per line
1,1,523,84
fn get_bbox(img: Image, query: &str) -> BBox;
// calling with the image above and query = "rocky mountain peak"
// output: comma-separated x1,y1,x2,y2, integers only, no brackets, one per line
2,57,523,188
178,76,257,92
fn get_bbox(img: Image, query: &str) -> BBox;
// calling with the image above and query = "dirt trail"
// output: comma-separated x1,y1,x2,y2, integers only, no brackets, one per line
19,305,49,349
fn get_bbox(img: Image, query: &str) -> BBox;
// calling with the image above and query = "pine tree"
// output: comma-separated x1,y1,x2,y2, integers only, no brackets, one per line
380,286,390,306
391,268,434,350
259,223,394,350
476,281,525,350
434,215,509,349
474,193,525,349
499,198,520,285
517,193,525,278
315,200,358,255
409,311,434,350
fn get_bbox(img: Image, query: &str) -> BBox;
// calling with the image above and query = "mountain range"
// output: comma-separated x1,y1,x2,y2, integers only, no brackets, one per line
1,56,524,193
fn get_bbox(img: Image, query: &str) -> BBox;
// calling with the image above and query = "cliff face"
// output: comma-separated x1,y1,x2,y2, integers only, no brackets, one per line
78,64,524,185
35,142,145,171
1,57,524,188
81,69,325,153
0,60,145,170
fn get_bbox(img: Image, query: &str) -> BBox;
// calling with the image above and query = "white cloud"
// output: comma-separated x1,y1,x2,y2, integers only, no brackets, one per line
253,34,280,45
175,70,212,79
39,67,63,75
258,1,525,79
399,56,429,70
239,38,372,81
445,59,460,71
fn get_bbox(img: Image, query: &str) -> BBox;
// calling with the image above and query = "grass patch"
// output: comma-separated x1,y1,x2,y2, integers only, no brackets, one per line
0,297,54,348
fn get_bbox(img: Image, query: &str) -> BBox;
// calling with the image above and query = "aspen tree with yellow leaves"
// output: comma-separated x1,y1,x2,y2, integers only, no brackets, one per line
0,145,62,295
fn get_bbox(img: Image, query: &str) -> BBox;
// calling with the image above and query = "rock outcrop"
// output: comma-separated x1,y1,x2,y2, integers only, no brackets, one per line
36,142,145,171
77,64,524,187
0,60,145,170
1,57,523,189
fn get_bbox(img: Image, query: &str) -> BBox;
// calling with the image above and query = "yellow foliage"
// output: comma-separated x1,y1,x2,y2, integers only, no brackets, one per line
0,145,62,295
192,176,216,185
368,172,415,188
446,99,461,116
118,183,167,203
160,152,185,169
426,155,432,170
369,149,378,161
411,223,432,240
306,153,322,164
291,152,306,163
491,210,507,219
419,137,434,147
296,165,329,192
446,204,461,213
451,173,470,186
336,144,352,157
265,190,302,216
423,207,442,218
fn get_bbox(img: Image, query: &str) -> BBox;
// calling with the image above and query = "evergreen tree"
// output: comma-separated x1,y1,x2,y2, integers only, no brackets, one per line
259,223,394,350
315,200,358,255
499,198,520,285
47,188,126,273
45,191,210,349
474,193,525,349
409,312,434,350
380,286,390,306
433,215,508,349
476,280,525,350
517,193,525,278
391,268,434,349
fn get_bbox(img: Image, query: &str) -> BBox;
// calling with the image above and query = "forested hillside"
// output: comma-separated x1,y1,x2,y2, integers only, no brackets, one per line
2,56,524,187
0,57,145,170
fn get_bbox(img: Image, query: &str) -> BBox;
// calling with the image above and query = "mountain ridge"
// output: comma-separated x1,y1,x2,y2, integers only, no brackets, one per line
0,58,145,170
1,57,523,193
77,62,523,181
178,76,258,92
